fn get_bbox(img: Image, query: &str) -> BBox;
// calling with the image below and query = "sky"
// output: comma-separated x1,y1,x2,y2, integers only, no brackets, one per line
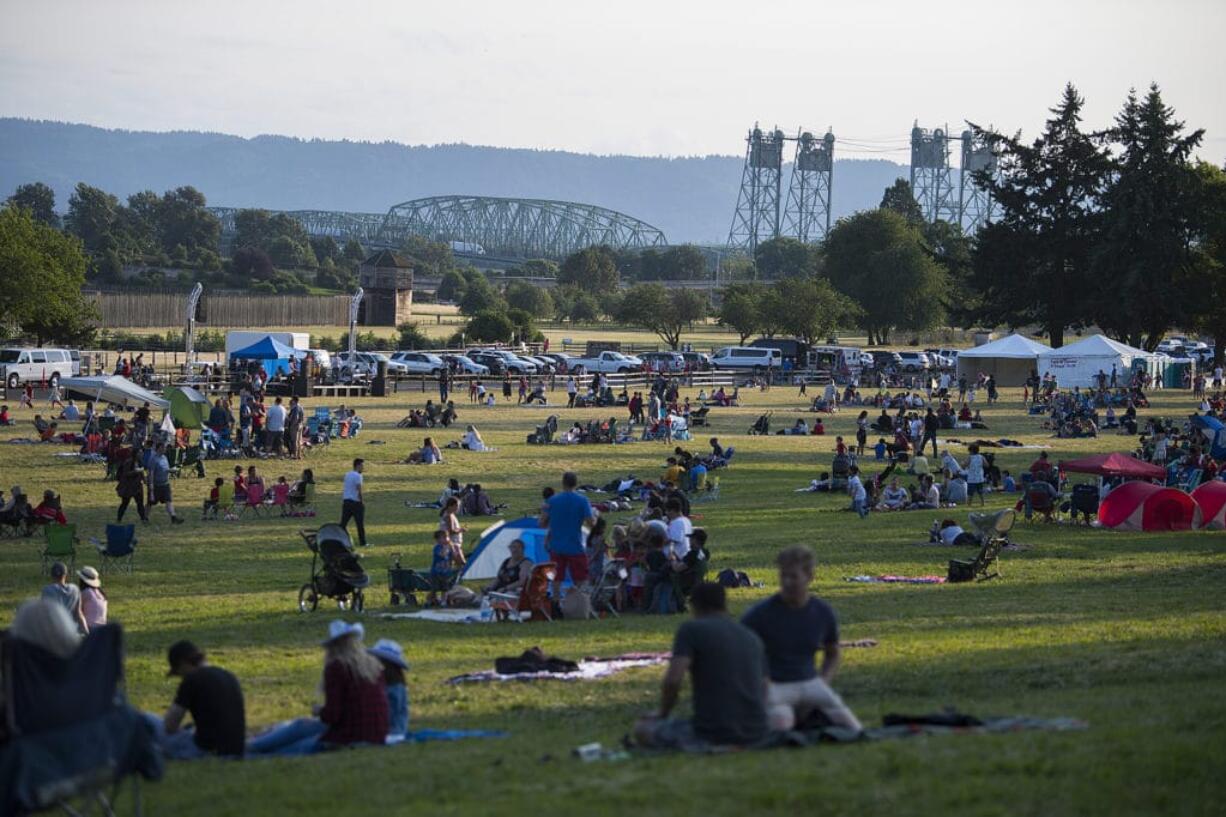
2,0,1224,161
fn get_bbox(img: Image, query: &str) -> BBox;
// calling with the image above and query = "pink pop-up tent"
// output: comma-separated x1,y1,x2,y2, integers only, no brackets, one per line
1098,482,1198,531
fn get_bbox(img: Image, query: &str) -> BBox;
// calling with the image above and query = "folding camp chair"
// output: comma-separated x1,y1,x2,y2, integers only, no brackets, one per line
1026,485,1059,523
488,562,556,622
176,444,206,478
288,482,317,515
240,484,269,517
91,524,138,573
164,446,184,478
967,508,1015,548
0,624,164,817
948,536,1004,582
41,523,79,573
588,558,628,618
690,406,710,427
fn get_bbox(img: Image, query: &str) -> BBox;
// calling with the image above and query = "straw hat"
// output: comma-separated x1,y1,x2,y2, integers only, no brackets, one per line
77,566,101,588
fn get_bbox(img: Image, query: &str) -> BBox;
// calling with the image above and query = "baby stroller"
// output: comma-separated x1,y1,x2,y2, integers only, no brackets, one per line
298,524,370,613
748,412,772,435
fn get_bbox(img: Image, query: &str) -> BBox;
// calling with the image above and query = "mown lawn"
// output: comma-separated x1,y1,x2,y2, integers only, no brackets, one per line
1,382,1223,816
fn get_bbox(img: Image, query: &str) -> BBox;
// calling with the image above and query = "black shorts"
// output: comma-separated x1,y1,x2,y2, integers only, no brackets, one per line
153,483,172,504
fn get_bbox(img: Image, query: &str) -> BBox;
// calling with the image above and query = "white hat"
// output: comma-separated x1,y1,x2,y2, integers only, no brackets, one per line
322,619,364,645
77,566,101,588
368,638,408,669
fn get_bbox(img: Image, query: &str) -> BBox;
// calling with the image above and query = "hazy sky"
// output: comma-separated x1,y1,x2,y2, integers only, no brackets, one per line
3,0,1223,161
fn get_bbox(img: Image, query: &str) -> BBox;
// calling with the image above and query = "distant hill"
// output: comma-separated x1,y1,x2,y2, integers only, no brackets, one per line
0,118,910,244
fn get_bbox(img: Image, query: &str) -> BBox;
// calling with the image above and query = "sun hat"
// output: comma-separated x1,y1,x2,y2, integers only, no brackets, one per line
368,638,409,670
322,619,364,645
77,566,101,588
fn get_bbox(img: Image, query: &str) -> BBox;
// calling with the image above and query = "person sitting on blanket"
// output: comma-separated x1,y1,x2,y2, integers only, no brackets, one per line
877,477,908,510
405,437,443,464
742,546,862,732
483,538,534,597
248,621,388,755
460,425,487,451
633,582,769,750
908,475,940,510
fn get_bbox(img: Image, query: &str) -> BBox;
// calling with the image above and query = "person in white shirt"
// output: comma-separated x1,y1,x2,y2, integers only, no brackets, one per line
938,521,966,546
878,477,908,510
566,376,578,408
940,450,964,477
847,466,868,518
665,499,692,562
964,443,987,506
264,397,287,454
461,425,486,451
340,458,367,547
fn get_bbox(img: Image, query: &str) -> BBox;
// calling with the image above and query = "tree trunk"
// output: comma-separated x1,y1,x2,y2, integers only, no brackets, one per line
1048,325,1065,348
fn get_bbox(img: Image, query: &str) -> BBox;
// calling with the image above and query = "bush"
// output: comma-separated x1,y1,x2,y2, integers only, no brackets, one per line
465,310,515,343
397,323,433,350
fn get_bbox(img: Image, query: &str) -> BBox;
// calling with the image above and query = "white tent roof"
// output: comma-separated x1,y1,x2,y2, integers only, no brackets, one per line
1037,334,1151,358
61,375,170,410
958,334,1051,359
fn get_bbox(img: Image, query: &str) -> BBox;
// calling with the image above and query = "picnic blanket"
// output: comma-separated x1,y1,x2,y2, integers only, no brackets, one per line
845,575,947,585
387,729,506,744
628,711,1088,756
447,653,670,685
380,608,489,624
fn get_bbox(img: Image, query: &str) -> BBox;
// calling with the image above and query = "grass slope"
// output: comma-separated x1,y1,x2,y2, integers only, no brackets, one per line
0,384,1223,816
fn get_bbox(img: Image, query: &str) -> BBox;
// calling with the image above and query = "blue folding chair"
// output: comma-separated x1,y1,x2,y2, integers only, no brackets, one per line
91,524,137,574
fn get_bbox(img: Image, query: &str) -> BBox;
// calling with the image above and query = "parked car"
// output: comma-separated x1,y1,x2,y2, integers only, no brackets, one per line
866,350,903,371
540,352,574,371
307,349,332,372
522,355,556,373
680,351,712,371
709,346,782,371
640,351,686,373
568,350,643,374
334,351,407,377
389,351,448,375
467,352,507,375
0,347,76,389
923,349,956,368
896,351,931,372
473,349,537,374
442,354,489,375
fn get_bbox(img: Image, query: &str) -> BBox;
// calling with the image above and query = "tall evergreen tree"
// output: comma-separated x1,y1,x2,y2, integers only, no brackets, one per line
969,84,1111,347
880,179,925,227
1091,84,1205,349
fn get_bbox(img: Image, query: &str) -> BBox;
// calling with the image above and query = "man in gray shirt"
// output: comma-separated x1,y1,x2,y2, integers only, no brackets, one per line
634,582,769,749
41,561,87,633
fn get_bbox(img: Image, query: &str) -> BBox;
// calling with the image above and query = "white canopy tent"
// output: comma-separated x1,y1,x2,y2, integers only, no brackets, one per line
955,334,1051,386
1036,335,1161,388
61,375,170,411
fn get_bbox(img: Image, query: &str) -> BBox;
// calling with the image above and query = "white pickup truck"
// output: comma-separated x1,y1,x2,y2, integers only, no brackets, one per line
569,350,643,374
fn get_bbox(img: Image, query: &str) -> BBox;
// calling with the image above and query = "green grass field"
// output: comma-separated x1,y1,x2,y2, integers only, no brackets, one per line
1,382,1223,816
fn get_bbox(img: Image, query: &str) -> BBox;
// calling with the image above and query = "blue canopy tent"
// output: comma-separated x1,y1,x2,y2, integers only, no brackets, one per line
228,335,305,378
1191,414,1226,460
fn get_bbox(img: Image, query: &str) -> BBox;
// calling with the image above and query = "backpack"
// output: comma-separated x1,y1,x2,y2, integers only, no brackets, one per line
716,568,751,588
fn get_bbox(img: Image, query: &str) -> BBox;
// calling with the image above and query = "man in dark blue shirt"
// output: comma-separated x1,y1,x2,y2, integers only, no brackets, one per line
538,471,596,585
741,545,861,732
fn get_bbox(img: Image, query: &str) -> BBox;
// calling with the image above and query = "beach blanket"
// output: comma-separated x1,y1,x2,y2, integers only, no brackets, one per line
447,653,670,685
844,575,947,584
628,712,1087,756
380,608,490,624
387,729,506,744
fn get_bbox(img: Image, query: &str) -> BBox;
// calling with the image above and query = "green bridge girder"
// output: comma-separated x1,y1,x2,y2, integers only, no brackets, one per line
209,195,669,260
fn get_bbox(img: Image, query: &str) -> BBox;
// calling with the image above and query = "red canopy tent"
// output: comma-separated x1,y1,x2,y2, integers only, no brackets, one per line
1060,452,1165,481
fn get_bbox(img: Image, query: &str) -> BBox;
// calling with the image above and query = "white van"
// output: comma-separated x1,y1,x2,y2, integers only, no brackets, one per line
710,346,782,371
0,347,76,389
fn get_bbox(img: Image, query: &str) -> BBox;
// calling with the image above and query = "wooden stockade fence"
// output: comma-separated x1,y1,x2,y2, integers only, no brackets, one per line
85,289,349,328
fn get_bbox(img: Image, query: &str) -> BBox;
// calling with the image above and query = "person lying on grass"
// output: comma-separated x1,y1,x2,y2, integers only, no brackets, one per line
742,546,862,732
633,582,769,751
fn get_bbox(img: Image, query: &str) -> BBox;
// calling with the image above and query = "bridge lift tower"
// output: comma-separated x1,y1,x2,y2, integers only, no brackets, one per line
783,130,835,243
910,124,958,224
727,125,787,253
958,129,997,233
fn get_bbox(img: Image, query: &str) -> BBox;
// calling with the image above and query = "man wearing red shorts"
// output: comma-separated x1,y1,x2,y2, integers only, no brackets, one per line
539,471,596,585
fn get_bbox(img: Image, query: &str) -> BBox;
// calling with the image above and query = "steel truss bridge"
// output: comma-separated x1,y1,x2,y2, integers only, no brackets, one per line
209,195,668,261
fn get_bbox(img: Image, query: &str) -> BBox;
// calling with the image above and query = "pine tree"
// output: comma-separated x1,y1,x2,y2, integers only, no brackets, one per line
1092,84,1205,349
969,84,1111,347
